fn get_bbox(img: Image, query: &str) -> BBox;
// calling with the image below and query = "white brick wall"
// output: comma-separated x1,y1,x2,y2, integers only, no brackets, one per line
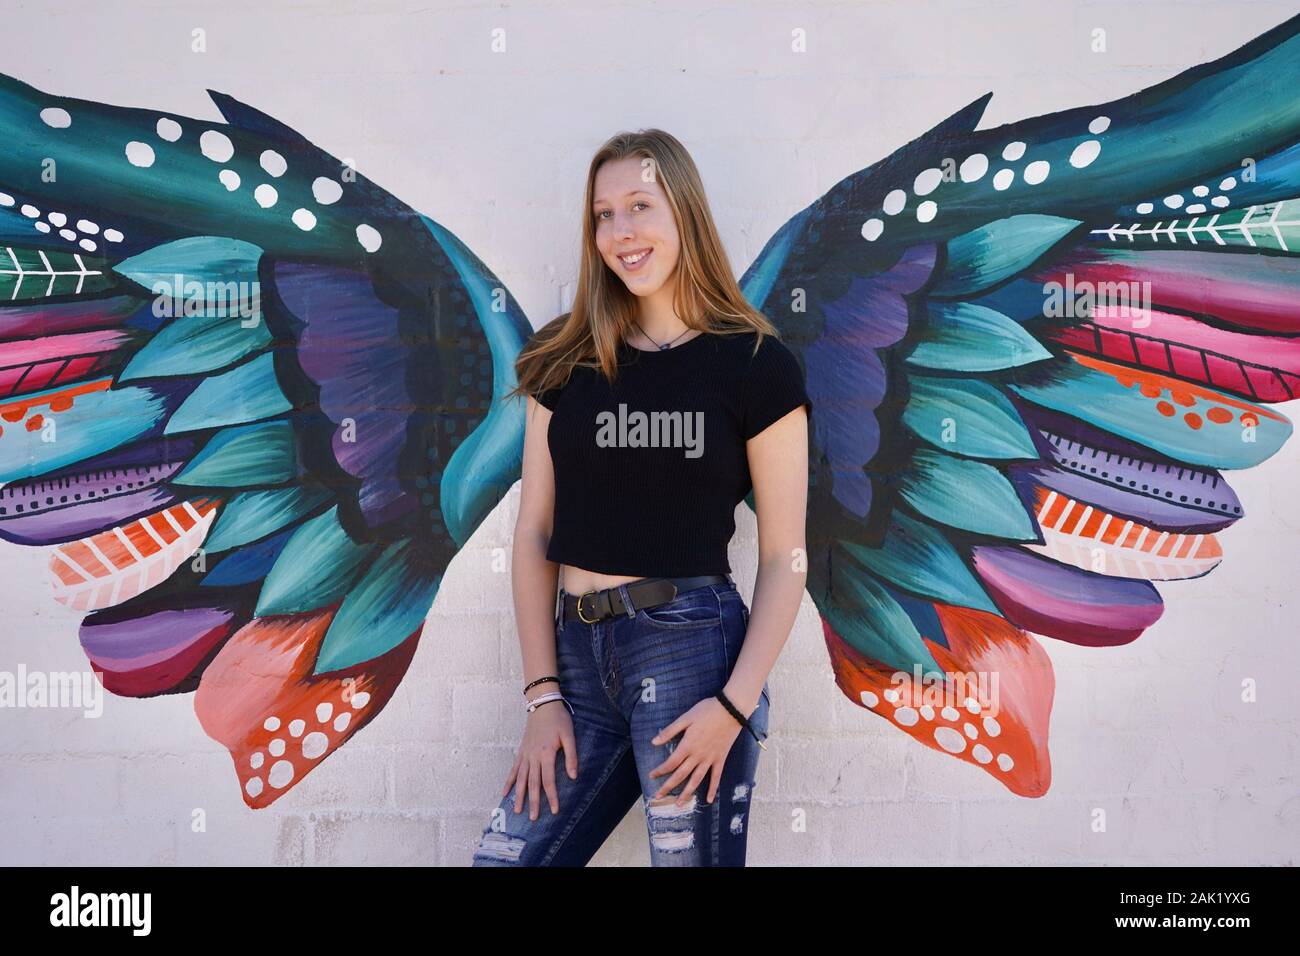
1,0,1298,866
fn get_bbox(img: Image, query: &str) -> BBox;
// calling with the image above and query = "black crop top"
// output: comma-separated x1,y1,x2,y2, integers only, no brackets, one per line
532,329,812,577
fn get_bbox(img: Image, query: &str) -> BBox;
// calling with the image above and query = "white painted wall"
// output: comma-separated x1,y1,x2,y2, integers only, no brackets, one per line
2,0,1297,865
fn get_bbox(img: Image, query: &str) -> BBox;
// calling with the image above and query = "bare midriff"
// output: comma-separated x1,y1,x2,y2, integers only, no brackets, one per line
559,565,651,595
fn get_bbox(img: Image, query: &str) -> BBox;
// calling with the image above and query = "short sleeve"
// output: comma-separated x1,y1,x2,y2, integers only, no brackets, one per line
534,385,562,411
742,335,812,440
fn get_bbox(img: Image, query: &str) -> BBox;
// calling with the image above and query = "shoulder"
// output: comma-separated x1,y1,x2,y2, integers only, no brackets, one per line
736,330,801,377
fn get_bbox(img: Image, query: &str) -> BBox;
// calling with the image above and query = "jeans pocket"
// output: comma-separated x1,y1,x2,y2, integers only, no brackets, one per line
637,598,721,630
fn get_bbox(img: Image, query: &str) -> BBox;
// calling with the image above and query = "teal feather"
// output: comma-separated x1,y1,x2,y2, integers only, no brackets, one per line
903,376,1038,460
1010,360,1292,469
932,215,1081,297
117,307,272,382
904,301,1052,372
165,352,292,435
203,485,332,553
113,236,263,295
422,215,534,547
840,510,998,614
824,551,941,673
0,381,169,482
0,246,116,301
171,419,297,487
314,538,441,675
898,449,1037,540
255,506,376,616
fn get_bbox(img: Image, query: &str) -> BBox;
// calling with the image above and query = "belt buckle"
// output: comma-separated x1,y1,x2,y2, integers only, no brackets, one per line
576,589,601,624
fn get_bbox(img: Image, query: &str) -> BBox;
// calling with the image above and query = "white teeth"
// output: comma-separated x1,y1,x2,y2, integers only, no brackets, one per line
620,250,649,264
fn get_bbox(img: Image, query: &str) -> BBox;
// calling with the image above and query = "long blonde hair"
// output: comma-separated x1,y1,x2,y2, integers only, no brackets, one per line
511,128,777,403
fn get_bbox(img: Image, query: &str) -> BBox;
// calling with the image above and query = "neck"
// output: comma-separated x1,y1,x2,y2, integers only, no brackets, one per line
633,281,690,343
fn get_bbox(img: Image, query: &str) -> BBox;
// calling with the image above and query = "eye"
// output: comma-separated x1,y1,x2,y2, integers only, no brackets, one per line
633,201,649,211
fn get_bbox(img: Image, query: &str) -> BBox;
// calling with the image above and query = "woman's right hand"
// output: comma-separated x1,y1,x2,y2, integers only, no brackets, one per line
503,700,579,821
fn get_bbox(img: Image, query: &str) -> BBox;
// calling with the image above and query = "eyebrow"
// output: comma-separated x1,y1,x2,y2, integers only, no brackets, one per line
592,190,654,208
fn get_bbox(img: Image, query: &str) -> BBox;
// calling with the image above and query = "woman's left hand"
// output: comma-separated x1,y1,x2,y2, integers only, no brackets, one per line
648,697,744,805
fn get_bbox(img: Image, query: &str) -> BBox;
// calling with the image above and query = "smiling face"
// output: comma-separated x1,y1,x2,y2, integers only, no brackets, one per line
591,155,681,300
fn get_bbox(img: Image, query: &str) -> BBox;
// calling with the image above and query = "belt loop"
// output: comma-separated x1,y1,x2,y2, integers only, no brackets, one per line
615,583,636,619
557,587,566,626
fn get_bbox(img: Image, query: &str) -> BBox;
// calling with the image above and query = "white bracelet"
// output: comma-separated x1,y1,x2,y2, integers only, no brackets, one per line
525,691,568,713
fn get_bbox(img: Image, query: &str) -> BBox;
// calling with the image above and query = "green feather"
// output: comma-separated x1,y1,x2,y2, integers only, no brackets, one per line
165,352,292,434
203,485,332,553
905,301,1052,372
840,510,998,614
0,247,115,301
932,215,1080,297
903,376,1038,460
898,449,1036,539
171,419,296,487
256,506,376,616
314,538,441,674
824,550,941,673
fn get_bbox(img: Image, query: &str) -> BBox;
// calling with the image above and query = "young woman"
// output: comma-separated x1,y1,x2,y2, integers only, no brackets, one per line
472,129,811,867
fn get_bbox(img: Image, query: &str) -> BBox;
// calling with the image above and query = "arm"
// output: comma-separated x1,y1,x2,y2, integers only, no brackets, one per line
503,396,577,820
724,403,810,715
512,396,563,703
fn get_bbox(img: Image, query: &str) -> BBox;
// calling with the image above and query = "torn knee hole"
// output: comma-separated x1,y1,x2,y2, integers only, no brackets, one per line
474,830,527,862
647,794,698,852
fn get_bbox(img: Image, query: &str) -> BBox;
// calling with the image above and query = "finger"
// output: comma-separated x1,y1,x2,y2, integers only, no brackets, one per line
541,748,559,816
706,763,721,804
561,730,579,779
528,758,541,821
512,760,526,814
654,757,697,801
503,754,522,798
650,719,684,747
648,747,685,782
679,764,710,807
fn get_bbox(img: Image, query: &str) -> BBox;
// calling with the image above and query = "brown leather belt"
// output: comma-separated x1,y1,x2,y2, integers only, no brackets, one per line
561,574,731,625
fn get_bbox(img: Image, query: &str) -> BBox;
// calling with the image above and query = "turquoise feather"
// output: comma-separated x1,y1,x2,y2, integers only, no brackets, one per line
898,449,1037,540
256,506,376,616
1010,360,1292,469
314,538,442,674
113,236,263,296
840,510,998,614
905,301,1052,372
0,382,169,482
824,552,941,673
172,419,297,486
203,485,332,553
117,307,272,382
932,215,1081,297
422,215,533,548
903,376,1038,460
165,352,292,435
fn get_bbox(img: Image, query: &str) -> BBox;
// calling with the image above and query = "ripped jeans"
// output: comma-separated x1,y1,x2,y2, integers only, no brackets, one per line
472,579,770,867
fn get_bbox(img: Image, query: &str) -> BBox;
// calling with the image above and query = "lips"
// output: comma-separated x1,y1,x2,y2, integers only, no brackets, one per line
617,247,653,271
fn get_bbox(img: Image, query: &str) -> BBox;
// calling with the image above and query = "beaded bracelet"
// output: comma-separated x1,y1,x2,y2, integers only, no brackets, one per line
523,675,559,695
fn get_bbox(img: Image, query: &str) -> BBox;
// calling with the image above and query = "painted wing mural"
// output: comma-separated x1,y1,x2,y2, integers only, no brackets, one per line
739,14,1300,796
4,13,1299,812
0,73,533,806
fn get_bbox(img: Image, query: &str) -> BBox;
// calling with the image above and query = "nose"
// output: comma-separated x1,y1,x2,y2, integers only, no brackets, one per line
608,210,635,240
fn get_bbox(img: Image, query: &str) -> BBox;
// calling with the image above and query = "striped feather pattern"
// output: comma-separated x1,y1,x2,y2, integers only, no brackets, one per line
1027,488,1222,580
49,498,221,611
0,329,134,399
1044,308,1300,402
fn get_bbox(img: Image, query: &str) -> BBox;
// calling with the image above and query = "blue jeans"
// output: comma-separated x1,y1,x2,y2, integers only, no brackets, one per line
472,579,771,867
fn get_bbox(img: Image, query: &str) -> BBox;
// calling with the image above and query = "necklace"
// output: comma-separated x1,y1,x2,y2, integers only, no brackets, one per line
632,324,693,351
